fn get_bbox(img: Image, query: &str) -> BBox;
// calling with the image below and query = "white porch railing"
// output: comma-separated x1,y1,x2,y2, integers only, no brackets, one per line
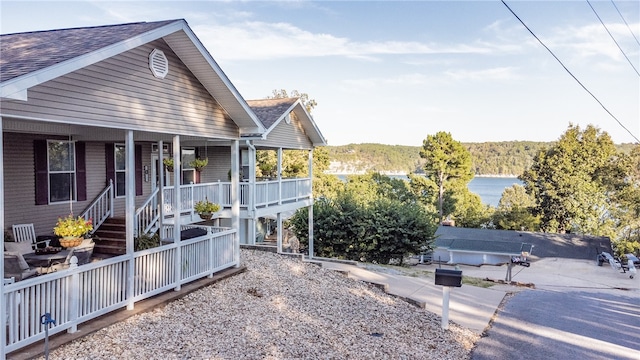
135,187,160,236
80,180,114,231
161,178,312,216
2,227,237,355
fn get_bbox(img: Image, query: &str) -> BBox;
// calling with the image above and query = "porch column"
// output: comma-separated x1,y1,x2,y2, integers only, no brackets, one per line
231,140,240,266
247,141,256,245
158,140,165,225
277,213,283,253
173,135,182,290
0,116,6,355
308,149,314,259
125,130,135,310
277,147,283,205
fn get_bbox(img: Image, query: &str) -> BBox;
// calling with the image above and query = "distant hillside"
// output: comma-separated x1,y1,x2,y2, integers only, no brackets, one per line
326,142,636,176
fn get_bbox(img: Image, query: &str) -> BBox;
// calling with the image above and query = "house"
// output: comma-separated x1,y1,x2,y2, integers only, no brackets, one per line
1,19,325,356
433,226,611,265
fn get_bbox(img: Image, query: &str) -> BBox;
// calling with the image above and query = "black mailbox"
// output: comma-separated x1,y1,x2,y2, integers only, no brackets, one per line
435,268,462,287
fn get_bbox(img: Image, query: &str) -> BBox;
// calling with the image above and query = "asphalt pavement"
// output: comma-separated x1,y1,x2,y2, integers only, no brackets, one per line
470,289,640,360
318,256,640,359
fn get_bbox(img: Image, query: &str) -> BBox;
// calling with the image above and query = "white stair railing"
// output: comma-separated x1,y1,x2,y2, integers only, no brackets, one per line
80,180,114,232
135,187,160,236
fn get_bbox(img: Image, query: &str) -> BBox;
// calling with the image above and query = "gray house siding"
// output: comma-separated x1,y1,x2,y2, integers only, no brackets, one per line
196,146,232,183
0,39,238,139
3,133,156,239
253,113,313,150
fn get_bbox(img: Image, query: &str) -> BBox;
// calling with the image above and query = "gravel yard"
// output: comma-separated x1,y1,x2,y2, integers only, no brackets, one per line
40,249,479,359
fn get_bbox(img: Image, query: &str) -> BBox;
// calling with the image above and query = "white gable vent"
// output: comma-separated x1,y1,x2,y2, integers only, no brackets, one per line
284,113,291,124
149,49,168,79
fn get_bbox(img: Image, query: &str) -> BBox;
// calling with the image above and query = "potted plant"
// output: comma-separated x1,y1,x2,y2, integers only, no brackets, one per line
189,158,208,172
53,214,93,247
163,158,174,172
194,199,221,220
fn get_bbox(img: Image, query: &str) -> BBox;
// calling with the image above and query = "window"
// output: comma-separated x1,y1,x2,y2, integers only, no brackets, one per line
182,147,196,184
104,143,142,197
115,144,126,197
48,141,76,203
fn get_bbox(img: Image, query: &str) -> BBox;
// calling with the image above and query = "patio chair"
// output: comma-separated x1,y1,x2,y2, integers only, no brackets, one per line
3,252,38,281
12,223,49,249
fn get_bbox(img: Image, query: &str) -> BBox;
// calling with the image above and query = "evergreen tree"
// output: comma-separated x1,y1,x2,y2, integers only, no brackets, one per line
419,132,474,223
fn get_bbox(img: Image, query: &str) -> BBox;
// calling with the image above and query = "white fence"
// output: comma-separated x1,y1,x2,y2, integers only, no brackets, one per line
3,227,237,355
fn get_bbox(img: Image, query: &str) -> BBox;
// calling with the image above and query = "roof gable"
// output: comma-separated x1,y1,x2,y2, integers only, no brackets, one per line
0,20,176,83
246,97,327,146
0,19,264,135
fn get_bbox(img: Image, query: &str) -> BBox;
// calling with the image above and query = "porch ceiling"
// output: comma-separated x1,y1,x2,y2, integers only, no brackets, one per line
2,118,236,145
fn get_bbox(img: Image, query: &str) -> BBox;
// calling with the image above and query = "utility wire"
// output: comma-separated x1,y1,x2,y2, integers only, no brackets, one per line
587,0,639,77
611,0,640,47
501,0,640,143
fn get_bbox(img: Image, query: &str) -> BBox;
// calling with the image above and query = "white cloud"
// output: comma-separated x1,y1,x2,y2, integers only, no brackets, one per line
444,67,520,81
194,20,501,61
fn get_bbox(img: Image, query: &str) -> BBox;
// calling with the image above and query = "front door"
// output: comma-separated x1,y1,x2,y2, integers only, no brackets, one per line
151,154,172,191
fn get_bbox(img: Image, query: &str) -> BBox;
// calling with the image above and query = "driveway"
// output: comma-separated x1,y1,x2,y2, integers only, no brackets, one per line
429,258,640,359
470,289,640,360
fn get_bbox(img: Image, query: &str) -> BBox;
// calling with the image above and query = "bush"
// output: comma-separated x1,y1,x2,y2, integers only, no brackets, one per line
135,232,160,251
289,192,436,265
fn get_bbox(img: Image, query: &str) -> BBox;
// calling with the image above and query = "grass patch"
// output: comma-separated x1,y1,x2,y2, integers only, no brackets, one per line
462,276,495,288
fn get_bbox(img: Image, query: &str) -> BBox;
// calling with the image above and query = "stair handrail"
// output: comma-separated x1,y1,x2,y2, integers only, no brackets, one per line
79,180,114,233
135,187,160,237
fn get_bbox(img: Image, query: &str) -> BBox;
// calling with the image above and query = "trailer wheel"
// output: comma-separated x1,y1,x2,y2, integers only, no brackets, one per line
631,275,634,279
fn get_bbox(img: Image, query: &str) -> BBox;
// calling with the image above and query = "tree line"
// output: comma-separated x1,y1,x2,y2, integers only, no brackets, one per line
327,141,635,176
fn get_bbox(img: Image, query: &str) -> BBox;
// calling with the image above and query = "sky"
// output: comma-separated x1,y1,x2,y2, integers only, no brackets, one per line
1,0,639,146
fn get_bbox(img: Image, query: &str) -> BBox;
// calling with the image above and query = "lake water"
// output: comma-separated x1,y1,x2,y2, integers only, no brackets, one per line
468,177,523,207
335,174,521,207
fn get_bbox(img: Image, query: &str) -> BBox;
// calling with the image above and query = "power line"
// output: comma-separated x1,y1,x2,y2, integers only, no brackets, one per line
611,0,640,47
587,0,639,77
500,0,639,143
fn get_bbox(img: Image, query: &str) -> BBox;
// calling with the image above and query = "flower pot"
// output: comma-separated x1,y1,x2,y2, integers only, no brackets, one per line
59,237,83,248
198,213,213,220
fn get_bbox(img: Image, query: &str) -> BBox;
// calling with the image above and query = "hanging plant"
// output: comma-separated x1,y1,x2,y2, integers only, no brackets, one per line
189,158,208,172
163,158,174,172
54,214,93,238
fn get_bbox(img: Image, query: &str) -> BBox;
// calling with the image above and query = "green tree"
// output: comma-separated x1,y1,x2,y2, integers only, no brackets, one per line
268,89,317,113
606,144,640,256
451,187,491,228
520,124,617,234
419,132,474,223
492,184,540,231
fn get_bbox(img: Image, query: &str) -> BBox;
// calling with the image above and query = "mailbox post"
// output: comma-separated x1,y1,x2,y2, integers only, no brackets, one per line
434,268,462,330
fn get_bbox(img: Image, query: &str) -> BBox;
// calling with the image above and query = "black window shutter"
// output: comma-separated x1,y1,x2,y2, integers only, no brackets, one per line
105,143,115,187
195,147,201,184
135,144,143,196
76,142,87,201
34,140,49,205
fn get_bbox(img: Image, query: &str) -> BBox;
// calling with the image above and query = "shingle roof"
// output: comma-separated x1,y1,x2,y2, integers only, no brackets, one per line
435,238,533,255
0,20,178,83
435,226,610,260
246,97,298,129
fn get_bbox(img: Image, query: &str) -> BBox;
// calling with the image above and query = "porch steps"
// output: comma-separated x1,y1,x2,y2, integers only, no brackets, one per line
93,217,126,256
